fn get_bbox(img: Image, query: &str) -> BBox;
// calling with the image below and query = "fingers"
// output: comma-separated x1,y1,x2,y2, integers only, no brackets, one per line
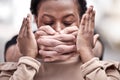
91,10,95,31
35,30,47,40
88,7,95,32
53,34,75,41
38,25,56,35
35,25,78,41
37,38,73,47
41,45,76,54
83,6,95,33
86,5,93,14
80,6,95,31
39,50,58,57
79,5,95,37
39,44,76,62
26,14,32,32
35,25,56,40
26,14,35,39
60,26,78,34
36,30,76,51
18,14,33,38
18,18,27,38
85,14,89,32
40,34,75,42
79,14,86,31
54,45,76,53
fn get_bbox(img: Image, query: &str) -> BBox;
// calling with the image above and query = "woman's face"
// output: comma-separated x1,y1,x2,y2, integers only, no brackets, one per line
36,0,80,32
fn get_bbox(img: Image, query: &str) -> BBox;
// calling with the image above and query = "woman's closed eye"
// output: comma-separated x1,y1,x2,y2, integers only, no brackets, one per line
63,21,74,26
44,21,54,25
42,15,54,25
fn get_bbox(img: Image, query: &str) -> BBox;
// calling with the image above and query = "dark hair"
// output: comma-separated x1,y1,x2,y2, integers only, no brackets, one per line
4,35,18,62
30,0,87,17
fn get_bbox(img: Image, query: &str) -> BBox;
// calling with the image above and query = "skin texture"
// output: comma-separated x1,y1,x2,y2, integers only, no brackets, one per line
17,0,100,63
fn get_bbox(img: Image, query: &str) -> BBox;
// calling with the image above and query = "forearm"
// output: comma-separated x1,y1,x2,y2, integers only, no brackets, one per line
80,58,120,80
9,57,41,80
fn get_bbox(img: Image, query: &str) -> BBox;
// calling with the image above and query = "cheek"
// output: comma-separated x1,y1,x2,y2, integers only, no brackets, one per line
36,20,43,29
34,18,39,29
72,20,80,27
73,16,81,27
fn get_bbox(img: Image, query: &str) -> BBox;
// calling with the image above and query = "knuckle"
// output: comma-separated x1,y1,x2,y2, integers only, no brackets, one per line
55,46,64,53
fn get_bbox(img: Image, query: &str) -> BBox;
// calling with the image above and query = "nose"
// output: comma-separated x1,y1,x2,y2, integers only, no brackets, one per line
54,22,62,32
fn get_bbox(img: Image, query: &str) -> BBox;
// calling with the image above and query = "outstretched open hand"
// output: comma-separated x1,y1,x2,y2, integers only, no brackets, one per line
77,6,99,63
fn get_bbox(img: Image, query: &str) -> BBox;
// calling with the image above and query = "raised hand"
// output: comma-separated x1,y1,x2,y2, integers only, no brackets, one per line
76,6,97,63
17,14,38,58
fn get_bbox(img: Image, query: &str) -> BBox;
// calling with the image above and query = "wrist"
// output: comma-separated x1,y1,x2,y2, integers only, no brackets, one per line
77,47,94,63
22,49,38,59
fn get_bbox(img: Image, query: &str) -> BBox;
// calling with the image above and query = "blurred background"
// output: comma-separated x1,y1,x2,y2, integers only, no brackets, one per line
0,0,120,62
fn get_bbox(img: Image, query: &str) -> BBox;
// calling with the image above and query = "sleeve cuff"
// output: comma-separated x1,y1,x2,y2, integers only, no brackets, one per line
18,56,41,73
80,57,103,77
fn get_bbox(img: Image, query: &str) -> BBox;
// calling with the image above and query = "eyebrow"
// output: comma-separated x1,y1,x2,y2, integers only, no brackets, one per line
64,14,75,17
63,14,75,19
42,13,76,20
42,14,54,19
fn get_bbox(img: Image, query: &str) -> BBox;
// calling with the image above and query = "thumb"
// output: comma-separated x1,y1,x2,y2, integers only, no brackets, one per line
93,34,99,48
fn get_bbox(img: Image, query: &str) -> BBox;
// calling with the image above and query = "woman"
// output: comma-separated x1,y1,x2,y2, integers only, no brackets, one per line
0,0,120,80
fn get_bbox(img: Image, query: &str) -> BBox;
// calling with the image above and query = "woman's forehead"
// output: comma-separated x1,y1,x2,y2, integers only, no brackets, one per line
38,0,79,13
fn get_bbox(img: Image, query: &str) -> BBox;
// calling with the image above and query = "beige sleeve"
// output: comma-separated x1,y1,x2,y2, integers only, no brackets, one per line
80,58,120,80
9,57,41,80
